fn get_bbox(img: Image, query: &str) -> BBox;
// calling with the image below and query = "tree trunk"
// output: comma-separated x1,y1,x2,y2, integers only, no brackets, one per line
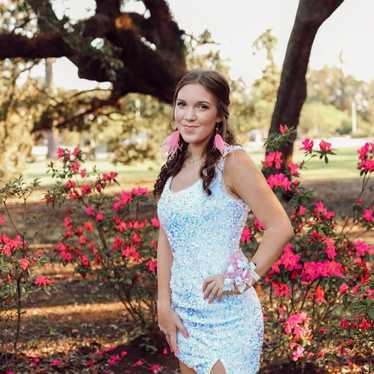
267,0,344,164
44,58,60,159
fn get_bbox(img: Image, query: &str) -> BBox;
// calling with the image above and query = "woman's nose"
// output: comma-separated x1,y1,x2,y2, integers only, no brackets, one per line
184,107,197,121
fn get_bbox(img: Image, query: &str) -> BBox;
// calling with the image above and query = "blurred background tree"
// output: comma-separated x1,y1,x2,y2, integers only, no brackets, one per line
0,0,373,179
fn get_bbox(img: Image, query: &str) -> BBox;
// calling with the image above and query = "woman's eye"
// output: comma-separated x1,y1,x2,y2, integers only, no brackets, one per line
176,102,185,107
198,104,209,110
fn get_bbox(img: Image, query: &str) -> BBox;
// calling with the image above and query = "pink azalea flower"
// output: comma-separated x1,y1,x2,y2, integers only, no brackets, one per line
314,285,326,304
107,354,121,367
132,359,145,367
362,208,373,222
83,221,94,232
271,261,281,273
254,217,266,231
272,281,290,297
300,138,314,153
301,261,344,282
366,288,374,300
85,359,95,368
121,246,141,263
357,143,374,172
319,140,332,152
267,173,292,191
1,234,23,256
85,206,95,216
80,184,92,195
131,232,142,244
63,230,73,239
340,319,350,329
30,356,41,367
147,259,157,272
63,216,73,229
51,358,62,366
34,276,54,286
339,283,348,294
79,168,87,178
357,142,370,160
355,197,364,205
61,251,73,262
358,318,372,330
361,159,374,172
72,146,81,158
80,255,90,268
262,151,283,169
120,350,128,357
284,312,310,335
353,240,373,257
131,186,149,196
111,236,124,252
162,347,169,355
134,220,146,229
279,124,288,134
313,201,335,220
79,235,88,246
19,258,30,270
291,344,305,361
149,364,163,373
95,211,104,222
102,171,118,182
296,205,307,216
64,179,76,190
56,147,65,159
351,284,361,295
278,244,301,271
240,226,252,243
323,237,336,260
151,217,160,228
287,162,300,176
69,160,81,174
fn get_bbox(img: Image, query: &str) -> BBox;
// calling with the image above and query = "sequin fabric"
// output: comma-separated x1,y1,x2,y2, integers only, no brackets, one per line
157,145,264,374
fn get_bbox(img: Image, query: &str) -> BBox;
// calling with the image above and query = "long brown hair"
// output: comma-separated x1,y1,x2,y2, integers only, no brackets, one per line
153,70,238,201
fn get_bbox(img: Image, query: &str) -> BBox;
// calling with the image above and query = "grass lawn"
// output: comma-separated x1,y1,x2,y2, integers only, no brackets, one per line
21,147,362,189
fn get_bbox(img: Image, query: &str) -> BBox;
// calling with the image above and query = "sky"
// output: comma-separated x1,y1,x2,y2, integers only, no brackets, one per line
28,0,374,90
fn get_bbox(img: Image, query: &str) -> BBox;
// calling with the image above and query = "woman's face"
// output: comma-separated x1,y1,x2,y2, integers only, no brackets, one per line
174,83,222,145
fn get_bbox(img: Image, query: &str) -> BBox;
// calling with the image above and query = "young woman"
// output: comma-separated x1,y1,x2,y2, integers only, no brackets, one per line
153,70,294,374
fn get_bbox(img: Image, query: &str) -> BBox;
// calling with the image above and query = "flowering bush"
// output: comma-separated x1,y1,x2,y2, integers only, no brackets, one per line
240,127,373,371
0,177,53,360
46,147,160,332
44,137,373,371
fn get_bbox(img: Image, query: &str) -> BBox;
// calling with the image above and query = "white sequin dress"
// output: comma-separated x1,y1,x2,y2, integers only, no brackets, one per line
157,145,264,374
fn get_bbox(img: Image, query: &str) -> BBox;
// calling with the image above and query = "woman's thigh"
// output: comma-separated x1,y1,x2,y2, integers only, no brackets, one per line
179,359,197,374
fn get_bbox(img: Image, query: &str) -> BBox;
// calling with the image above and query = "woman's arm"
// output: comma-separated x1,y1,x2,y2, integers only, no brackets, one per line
157,223,174,310
225,149,295,279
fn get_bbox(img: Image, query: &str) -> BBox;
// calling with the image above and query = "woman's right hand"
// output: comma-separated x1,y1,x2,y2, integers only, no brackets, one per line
157,305,189,355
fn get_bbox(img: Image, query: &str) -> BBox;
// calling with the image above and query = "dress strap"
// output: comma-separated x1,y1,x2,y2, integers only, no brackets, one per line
216,144,244,175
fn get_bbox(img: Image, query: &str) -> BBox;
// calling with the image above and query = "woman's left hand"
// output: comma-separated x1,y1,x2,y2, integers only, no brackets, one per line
202,274,224,302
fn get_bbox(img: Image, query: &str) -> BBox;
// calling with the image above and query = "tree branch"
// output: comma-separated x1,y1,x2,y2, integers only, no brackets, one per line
0,32,70,59
141,0,186,59
1,0,187,109
95,0,121,17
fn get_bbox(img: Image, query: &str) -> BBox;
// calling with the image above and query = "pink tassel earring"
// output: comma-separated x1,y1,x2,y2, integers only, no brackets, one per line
161,129,181,158
213,126,229,156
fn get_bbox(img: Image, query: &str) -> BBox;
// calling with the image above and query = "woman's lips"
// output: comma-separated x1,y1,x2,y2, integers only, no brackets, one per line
182,125,198,130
